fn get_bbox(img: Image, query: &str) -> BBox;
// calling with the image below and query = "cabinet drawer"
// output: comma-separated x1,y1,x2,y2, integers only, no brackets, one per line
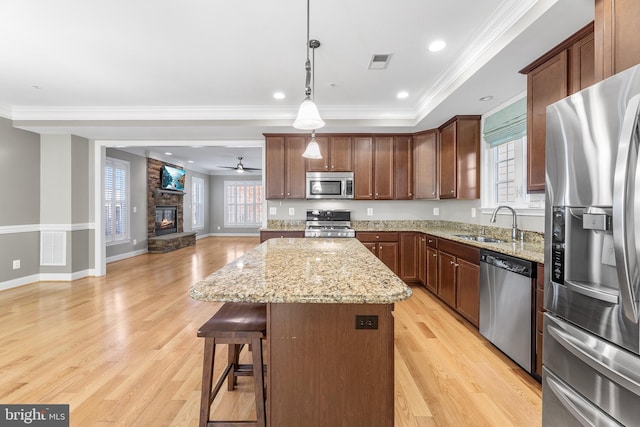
437,238,479,264
356,232,399,243
426,235,438,249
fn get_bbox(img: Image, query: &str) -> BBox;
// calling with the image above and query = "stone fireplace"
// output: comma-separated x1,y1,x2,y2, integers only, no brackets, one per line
155,206,178,236
146,158,196,253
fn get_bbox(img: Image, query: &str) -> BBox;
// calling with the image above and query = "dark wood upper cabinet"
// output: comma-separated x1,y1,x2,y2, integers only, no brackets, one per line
393,135,413,200
306,135,353,172
373,136,394,200
520,23,595,193
595,0,640,81
413,130,438,199
353,137,374,199
265,135,306,199
526,51,568,193
438,116,480,199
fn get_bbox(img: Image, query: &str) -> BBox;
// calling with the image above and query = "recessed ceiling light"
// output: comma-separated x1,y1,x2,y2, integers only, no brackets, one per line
428,40,446,52
188,160,194,164
273,92,286,100
479,95,493,101
165,152,172,156
397,91,409,99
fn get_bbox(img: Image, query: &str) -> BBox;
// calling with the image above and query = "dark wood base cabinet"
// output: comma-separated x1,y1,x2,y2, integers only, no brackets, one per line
267,303,394,427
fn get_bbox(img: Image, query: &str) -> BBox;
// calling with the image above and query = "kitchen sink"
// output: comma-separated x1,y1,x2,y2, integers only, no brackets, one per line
454,234,506,243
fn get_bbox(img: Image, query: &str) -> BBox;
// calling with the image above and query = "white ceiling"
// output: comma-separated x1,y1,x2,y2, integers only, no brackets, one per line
1,0,594,174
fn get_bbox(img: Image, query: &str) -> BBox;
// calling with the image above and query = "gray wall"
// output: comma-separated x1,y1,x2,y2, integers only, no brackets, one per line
40,134,95,275
0,117,40,283
209,174,263,235
105,148,149,258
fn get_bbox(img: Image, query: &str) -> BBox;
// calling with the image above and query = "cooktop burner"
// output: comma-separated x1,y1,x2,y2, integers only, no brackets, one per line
304,209,355,238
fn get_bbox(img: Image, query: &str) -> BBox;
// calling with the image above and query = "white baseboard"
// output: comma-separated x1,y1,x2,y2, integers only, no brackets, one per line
0,269,96,292
106,248,148,263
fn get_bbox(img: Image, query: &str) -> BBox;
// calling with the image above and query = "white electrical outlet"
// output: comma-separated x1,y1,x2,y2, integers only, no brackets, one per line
433,207,440,216
133,239,137,245
269,207,277,215
367,208,373,216
289,208,295,215
13,260,20,269
217,226,221,230
133,206,137,213
471,208,477,218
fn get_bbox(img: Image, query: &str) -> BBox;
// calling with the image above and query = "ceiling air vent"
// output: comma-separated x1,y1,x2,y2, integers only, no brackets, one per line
368,53,392,70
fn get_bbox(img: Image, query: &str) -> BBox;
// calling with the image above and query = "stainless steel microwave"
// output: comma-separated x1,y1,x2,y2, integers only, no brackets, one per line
305,172,354,199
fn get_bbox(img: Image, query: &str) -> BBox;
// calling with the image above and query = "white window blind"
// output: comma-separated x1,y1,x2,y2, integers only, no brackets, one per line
224,181,263,227
192,176,204,229
105,158,130,243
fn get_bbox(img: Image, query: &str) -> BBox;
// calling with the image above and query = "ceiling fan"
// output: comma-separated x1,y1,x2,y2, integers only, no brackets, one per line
219,157,261,173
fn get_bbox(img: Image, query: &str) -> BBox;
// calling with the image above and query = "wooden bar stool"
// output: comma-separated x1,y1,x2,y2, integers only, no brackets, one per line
197,302,267,427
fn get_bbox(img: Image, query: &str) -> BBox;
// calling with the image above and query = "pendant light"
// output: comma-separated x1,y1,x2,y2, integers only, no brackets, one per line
302,131,322,159
295,0,325,144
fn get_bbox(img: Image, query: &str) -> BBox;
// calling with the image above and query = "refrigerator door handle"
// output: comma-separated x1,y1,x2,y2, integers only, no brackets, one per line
545,370,623,427
547,321,640,396
613,93,640,323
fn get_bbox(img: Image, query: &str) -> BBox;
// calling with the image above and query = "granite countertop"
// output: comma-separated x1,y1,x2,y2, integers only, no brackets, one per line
189,238,413,304
263,220,545,264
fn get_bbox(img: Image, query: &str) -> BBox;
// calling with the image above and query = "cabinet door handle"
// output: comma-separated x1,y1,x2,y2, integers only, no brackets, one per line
432,192,435,196
450,190,454,193
455,263,459,267
432,254,437,257
376,235,380,239
450,260,454,265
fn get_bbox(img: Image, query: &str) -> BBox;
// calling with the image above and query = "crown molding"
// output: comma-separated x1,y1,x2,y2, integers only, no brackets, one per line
414,0,553,122
9,103,418,123
0,104,12,119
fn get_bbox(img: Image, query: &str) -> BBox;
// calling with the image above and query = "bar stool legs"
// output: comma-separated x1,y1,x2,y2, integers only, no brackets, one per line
197,303,267,427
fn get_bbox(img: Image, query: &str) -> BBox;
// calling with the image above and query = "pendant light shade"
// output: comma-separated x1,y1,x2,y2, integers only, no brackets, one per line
294,96,325,130
302,132,322,159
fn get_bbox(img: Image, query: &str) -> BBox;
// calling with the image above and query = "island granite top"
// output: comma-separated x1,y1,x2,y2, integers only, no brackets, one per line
189,238,412,304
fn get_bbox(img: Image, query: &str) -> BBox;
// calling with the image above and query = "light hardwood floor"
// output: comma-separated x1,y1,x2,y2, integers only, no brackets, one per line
0,236,541,426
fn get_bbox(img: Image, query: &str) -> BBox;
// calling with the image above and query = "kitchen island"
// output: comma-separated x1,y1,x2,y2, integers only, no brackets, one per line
189,238,412,427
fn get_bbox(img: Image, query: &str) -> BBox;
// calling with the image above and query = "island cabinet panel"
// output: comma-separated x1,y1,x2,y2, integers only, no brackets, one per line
595,0,640,80
394,135,413,200
306,135,353,172
259,231,304,243
353,137,374,199
268,303,394,427
265,135,307,199
436,238,480,326
399,232,420,282
413,130,439,199
356,232,399,275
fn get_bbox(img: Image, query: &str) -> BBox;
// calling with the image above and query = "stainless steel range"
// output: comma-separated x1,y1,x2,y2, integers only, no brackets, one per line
304,209,355,238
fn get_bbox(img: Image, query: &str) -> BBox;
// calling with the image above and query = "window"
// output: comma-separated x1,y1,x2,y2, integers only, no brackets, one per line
224,181,263,227
192,176,204,229
104,157,130,244
495,139,518,204
482,96,544,209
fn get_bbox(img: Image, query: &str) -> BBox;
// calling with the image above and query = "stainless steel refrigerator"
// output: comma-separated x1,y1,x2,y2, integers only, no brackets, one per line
544,64,640,426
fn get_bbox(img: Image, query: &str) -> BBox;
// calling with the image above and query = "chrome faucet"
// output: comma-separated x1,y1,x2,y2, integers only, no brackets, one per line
490,205,518,241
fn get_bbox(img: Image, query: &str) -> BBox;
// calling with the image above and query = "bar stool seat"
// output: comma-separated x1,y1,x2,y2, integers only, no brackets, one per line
197,302,267,427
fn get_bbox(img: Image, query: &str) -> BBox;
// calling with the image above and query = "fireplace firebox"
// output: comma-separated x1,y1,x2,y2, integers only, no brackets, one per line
155,206,178,236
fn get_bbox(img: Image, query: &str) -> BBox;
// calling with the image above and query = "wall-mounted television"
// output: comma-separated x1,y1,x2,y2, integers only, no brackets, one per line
161,165,186,191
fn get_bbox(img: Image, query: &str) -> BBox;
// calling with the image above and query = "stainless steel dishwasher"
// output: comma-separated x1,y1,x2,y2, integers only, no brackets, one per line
479,249,536,373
